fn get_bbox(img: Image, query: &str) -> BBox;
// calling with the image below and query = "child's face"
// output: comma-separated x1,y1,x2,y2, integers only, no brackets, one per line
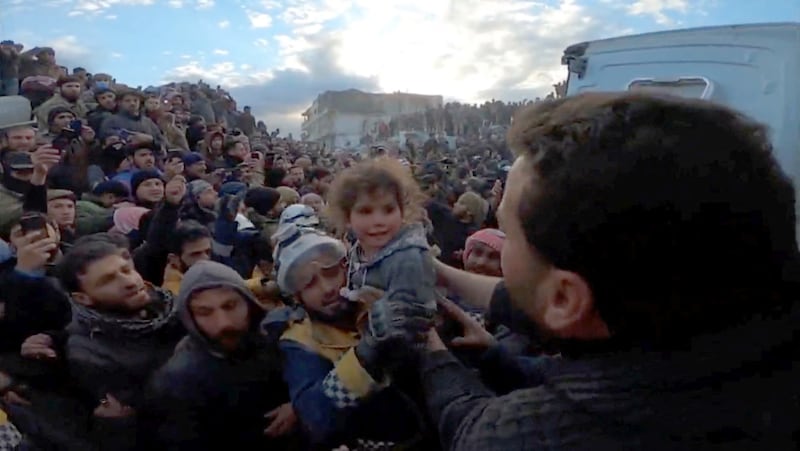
348,189,402,256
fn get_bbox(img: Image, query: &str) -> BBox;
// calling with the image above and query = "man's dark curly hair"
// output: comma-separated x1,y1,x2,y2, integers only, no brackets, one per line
507,92,798,343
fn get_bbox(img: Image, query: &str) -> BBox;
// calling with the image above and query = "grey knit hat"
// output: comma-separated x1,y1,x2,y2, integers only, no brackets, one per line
272,223,346,295
188,179,214,199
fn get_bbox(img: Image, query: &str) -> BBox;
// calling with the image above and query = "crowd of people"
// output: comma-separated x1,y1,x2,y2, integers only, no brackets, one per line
0,39,797,451
385,81,566,141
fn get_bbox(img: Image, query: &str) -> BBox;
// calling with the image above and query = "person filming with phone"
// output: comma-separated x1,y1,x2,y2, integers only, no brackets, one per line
36,106,96,194
99,89,165,154
0,143,61,238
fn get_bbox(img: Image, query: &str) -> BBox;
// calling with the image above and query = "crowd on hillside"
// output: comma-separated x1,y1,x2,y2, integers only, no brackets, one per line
0,39,796,451
387,82,566,140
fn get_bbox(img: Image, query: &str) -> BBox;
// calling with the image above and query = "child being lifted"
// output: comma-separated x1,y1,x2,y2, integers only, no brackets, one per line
327,157,437,320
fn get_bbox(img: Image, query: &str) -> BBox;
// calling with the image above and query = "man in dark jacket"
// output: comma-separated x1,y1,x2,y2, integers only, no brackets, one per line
99,90,165,152
56,232,184,450
0,223,70,353
146,260,298,450
408,93,800,450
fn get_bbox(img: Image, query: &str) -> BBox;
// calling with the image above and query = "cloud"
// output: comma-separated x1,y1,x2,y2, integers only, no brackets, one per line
213,49,230,55
625,0,689,24
196,0,214,8
218,20,231,28
111,52,124,58
247,10,273,28
158,0,700,134
328,0,613,102
163,35,379,134
65,0,156,16
168,0,184,7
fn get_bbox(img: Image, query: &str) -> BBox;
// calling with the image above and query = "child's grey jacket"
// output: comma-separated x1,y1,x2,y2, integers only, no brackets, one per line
346,223,436,310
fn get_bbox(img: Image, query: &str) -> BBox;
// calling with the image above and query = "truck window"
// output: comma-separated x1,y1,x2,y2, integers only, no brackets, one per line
628,77,713,100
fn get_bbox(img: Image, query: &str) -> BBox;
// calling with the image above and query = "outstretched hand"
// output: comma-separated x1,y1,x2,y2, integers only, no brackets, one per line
437,297,495,350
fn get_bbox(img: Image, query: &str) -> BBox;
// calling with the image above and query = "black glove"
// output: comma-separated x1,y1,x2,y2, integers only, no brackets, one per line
355,298,435,381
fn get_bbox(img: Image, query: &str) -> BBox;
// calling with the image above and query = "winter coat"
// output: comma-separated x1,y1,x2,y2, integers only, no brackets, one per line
146,261,297,450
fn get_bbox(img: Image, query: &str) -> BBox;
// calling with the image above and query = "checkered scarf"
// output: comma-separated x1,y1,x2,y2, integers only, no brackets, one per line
70,286,179,339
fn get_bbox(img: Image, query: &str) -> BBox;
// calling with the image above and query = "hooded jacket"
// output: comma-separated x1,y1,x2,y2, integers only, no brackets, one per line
145,261,295,450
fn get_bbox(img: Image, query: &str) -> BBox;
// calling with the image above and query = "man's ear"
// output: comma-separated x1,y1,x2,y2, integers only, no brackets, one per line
542,269,609,340
71,292,93,307
167,253,181,268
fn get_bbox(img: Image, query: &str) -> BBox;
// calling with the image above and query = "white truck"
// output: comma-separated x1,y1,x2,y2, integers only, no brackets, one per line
562,22,800,238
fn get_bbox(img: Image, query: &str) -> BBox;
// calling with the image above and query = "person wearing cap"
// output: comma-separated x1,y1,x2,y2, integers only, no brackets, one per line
179,179,218,230
36,106,75,144
145,260,298,450
0,94,36,152
261,225,434,449
99,89,165,153
34,75,88,131
111,146,162,190
130,169,164,209
183,152,208,182
86,87,117,134
75,180,128,236
81,72,114,108
462,228,505,277
47,189,77,243
0,147,60,238
0,39,21,96
242,186,281,237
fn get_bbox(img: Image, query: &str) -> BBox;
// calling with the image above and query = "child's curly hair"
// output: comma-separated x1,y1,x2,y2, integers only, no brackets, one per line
326,157,427,233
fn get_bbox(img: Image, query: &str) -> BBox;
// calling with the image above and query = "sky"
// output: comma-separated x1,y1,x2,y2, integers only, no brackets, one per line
1,0,798,134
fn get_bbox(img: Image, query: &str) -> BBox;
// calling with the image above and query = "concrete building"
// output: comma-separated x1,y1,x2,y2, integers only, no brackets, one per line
301,89,443,149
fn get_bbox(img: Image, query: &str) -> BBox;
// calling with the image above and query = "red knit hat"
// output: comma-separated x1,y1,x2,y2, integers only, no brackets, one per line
463,228,505,266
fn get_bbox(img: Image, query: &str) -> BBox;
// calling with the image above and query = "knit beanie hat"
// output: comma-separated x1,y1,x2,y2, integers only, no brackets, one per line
130,169,162,198
244,187,280,216
275,186,300,206
463,228,505,266
456,191,489,227
188,179,214,199
219,181,247,197
272,223,346,295
93,180,129,197
279,204,320,228
47,106,73,125
183,152,205,167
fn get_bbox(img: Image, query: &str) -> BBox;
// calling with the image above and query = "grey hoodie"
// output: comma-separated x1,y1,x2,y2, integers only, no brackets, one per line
175,260,260,357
